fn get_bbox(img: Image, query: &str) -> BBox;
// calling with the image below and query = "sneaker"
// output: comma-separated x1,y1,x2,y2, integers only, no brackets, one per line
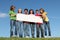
48,36,51,38
44,36,48,38
45,36,51,38
25,36,29,38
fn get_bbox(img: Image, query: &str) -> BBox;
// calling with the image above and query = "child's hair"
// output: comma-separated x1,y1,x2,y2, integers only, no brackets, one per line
10,5,15,11
36,9,38,11
36,9,39,13
18,9,22,13
29,9,34,14
24,8,28,12
39,8,45,13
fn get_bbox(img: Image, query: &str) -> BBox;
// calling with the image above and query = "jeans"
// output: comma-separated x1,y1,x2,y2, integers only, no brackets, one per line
30,23,37,38
10,20,18,37
44,21,51,36
38,24,44,38
36,24,44,38
16,21,24,37
36,24,39,37
23,23,32,38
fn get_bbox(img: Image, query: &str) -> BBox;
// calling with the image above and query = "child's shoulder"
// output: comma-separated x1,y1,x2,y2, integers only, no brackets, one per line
9,10,13,13
9,10,16,14
44,12,47,14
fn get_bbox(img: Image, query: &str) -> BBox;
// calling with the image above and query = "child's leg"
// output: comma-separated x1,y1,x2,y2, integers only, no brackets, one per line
30,24,33,38
19,22,23,37
31,24,37,38
23,23,26,37
47,22,51,36
39,24,44,37
33,24,37,38
40,24,44,38
28,24,32,38
44,22,47,36
15,21,19,37
23,23,29,37
25,23,32,38
21,22,24,37
19,22,22,37
10,20,14,37
26,23,30,36
22,22,24,38
34,23,37,38
15,20,18,36
36,24,39,38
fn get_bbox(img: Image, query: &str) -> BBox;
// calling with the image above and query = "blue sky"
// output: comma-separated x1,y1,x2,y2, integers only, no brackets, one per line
0,0,60,37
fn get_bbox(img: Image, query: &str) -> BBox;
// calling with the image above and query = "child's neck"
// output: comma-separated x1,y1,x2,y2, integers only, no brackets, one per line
19,13,21,14
30,14,34,15
25,13,28,15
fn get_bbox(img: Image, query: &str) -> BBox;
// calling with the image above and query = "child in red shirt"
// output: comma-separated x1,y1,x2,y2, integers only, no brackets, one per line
35,9,44,38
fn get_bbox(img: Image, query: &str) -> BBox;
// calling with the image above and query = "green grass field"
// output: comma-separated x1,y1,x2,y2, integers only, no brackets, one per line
0,37,60,40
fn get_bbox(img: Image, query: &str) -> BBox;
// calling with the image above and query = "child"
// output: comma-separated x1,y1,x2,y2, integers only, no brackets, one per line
23,9,31,38
9,5,18,37
35,9,44,38
29,9,37,38
16,9,24,37
40,8,51,37
35,9,39,37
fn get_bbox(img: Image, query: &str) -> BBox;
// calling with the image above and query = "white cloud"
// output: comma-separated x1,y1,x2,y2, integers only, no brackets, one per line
0,12,8,18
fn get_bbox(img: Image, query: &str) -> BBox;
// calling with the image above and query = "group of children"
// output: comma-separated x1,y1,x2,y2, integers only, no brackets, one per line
9,5,51,38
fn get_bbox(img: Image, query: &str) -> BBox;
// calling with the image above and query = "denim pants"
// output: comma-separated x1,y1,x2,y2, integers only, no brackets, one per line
38,24,44,38
44,21,51,36
36,24,39,37
30,23,37,38
10,20,18,37
16,21,24,37
23,23,32,38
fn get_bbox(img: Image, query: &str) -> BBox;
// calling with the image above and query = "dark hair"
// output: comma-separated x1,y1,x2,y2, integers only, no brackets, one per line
39,8,45,12
29,9,34,14
24,8,28,12
36,9,38,11
10,5,15,11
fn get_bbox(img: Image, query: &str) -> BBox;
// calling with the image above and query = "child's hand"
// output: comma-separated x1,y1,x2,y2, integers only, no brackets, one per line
11,14,16,16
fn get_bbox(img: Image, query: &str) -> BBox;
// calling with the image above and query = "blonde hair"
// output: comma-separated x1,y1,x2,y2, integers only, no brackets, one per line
18,9,22,13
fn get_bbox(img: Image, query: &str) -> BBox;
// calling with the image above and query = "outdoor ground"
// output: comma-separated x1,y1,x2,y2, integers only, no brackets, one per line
0,37,60,40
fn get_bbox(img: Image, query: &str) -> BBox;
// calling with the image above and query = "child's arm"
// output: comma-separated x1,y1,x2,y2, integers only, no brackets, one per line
42,12,47,20
9,11,16,17
10,14,16,17
42,15,46,19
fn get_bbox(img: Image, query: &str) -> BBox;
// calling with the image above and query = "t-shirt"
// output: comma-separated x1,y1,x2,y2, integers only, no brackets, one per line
35,13,42,16
9,10,16,20
42,12,49,22
35,13,42,24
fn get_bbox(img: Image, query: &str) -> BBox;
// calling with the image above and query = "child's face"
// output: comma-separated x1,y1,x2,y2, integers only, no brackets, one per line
24,10,28,14
40,10,43,13
12,6,15,10
18,9,22,13
36,11,39,13
30,10,33,14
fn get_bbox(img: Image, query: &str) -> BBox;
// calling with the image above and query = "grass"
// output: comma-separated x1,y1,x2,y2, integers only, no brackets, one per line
0,37,60,40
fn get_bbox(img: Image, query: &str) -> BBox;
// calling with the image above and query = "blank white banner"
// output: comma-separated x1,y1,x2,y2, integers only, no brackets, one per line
16,14,43,23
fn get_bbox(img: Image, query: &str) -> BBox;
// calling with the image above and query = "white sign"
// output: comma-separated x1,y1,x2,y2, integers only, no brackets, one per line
16,14,43,23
